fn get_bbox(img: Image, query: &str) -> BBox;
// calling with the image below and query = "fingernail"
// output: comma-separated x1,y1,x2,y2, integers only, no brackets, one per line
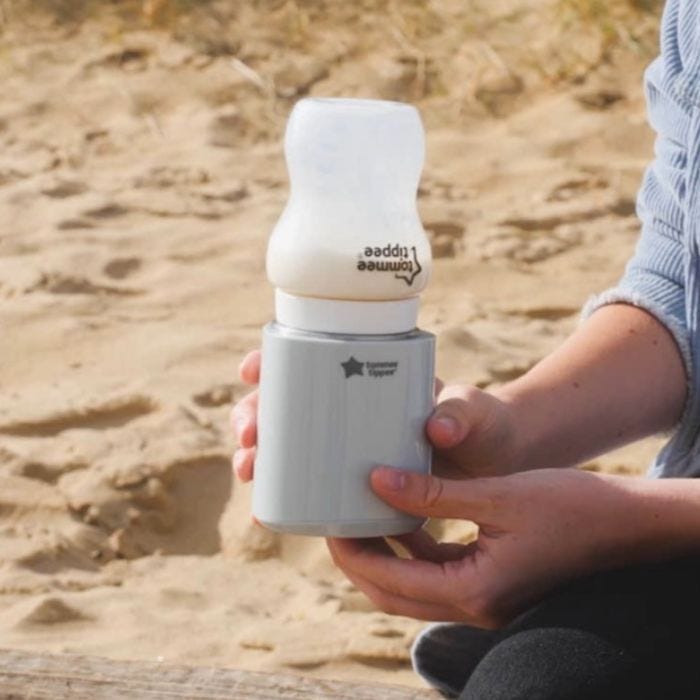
232,450,245,474
377,467,405,491
433,414,459,437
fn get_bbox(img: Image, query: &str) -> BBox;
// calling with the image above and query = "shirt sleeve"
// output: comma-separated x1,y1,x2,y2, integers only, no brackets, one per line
581,15,695,404
581,217,692,383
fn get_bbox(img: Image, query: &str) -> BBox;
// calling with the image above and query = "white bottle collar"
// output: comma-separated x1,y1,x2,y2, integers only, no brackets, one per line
275,290,419,335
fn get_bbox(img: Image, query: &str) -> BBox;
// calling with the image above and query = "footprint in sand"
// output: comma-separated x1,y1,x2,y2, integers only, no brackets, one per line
16,455,87,484
83,202,129,219
608,197,637,217
192,383,234,408
0,167,24,187
546,176,608,203
33,272,143,297
132,165,210,189
40,178,88,199
424,220,465,259
575,88,625,111
480,226,583,264
440,327,482,351
501,189,638,232
208,107,247,148
56,218,94,230
0,393,157,437
197,184,248,204
103,257,142,280
56,202,128,229
34,404,231,561
18,540,101,575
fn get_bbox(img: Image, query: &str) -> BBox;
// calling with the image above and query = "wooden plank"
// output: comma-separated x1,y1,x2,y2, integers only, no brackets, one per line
0,648,440,699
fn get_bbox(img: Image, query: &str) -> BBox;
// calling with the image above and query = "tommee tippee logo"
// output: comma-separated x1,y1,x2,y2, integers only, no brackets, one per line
341,356,399,379
356,244,422,286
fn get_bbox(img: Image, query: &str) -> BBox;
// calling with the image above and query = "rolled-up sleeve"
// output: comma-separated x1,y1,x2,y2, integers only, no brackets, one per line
582,19,696,409
582,217,692,381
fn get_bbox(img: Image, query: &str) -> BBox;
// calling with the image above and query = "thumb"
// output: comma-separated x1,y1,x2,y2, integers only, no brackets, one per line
370,467,504,522
426,395,481,448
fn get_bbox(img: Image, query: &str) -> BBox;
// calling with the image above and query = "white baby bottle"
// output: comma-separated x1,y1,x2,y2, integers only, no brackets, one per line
252,97,435,537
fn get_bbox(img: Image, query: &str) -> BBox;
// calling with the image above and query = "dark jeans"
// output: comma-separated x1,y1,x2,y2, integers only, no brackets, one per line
414,557,700,699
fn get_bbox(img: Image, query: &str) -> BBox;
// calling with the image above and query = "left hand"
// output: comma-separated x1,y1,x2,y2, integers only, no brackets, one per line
327,467,645,629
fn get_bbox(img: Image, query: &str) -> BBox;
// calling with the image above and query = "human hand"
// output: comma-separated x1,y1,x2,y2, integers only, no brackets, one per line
427,383,519,478
230,350,521,482
327,467,642,628
230,350,261,482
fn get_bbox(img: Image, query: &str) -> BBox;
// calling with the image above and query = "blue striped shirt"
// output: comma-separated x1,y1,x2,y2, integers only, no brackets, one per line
585,0,700,476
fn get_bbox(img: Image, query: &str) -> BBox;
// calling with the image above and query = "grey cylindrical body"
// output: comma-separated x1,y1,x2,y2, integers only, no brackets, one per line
253,322,435,537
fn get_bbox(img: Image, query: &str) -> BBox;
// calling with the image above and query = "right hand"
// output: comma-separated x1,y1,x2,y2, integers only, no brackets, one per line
231,350,262,482
231,350,521,482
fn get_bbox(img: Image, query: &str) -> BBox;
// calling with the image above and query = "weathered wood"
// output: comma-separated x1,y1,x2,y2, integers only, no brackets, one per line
0,648,439,699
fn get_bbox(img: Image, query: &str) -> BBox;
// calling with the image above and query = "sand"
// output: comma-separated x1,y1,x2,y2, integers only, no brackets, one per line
0,0,667,688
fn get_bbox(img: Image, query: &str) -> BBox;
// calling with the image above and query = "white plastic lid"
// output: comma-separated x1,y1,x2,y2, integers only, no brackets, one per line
275,290,418,335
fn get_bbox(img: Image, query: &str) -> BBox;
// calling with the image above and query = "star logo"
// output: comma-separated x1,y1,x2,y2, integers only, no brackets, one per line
394,246,422,286
341,356,364,378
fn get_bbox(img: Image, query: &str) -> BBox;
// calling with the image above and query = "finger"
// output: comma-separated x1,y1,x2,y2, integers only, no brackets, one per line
426,397,476,449
371,467,505,522
230,391,258,448
392,529,473,563
329,546,464,621
239,350,261,385
232,447,256,482
327,538,462,619
327,536,467,607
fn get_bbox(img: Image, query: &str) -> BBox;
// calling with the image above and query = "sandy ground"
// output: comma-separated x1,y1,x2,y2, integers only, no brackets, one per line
0,0,667,689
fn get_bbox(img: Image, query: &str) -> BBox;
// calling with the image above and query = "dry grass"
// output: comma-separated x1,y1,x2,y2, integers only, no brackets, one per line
7,0,663,38
0,0,215,30
557,0,663,52
563,0,662,13
4,0,663,58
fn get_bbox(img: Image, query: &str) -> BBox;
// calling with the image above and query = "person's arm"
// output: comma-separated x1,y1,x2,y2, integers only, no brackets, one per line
393,300,687,480
494,302,687,472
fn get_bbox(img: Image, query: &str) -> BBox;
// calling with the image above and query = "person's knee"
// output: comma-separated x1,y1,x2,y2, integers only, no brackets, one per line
459,628,651,700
